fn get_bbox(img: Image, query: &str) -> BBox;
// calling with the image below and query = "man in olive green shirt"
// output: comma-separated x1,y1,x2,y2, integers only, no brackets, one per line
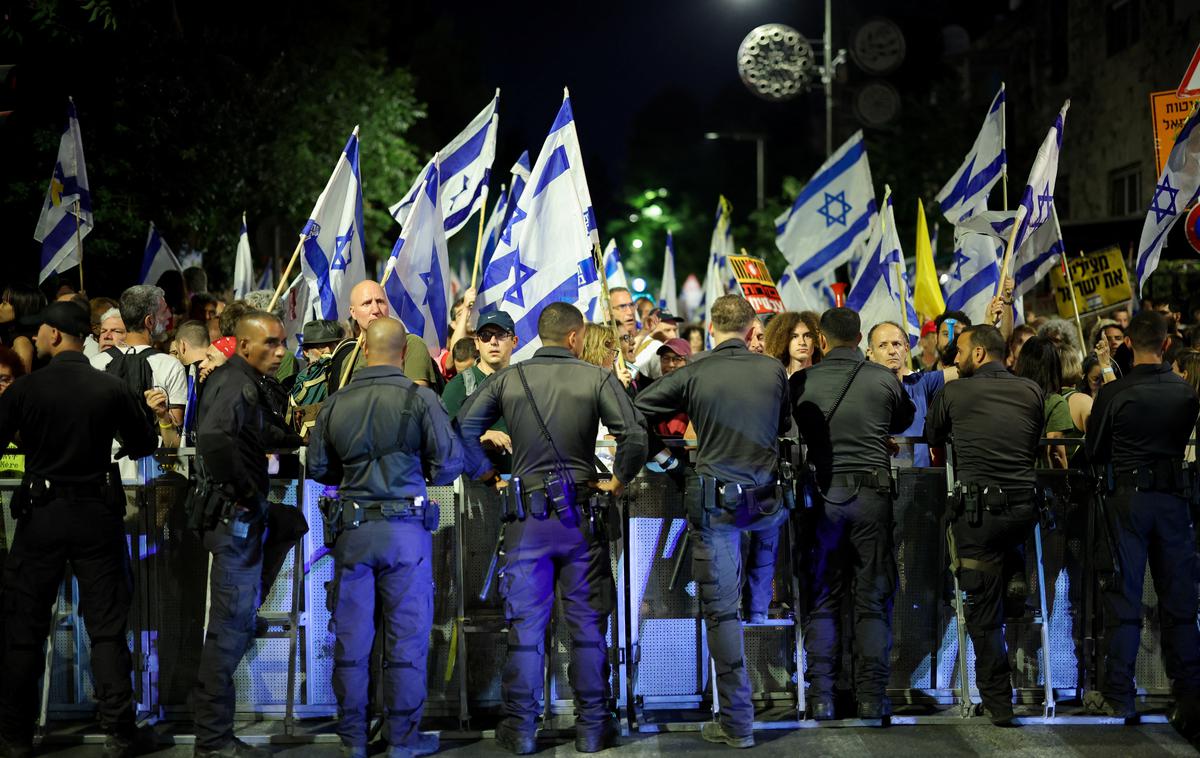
444,310,517,472
327,280,441,394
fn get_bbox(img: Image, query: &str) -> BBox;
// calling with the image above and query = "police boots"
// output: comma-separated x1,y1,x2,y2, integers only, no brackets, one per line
700,721,754,749
193,738,271,758
495,721,536,755
575,717,619,753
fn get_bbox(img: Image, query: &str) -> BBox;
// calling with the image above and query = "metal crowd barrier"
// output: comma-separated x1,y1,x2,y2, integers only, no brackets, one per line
0,441,1189,736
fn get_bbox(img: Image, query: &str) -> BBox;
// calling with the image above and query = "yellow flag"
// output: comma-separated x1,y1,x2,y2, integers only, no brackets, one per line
912,200,945,321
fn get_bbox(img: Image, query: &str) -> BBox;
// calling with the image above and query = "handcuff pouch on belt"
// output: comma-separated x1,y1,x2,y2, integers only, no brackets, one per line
683,473,779,527
9,474,45,520
955,483,1022,527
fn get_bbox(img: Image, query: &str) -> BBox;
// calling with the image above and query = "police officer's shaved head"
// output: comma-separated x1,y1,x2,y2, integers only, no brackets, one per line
710,295,757,335
365,317,409,367
819,307,861,348
235,311,286,376
234,311,281,341
1125,310,1169,355
538,302,584,344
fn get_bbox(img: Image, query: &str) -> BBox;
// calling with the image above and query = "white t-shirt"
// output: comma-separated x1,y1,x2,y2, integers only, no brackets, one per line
633,337,663,381
90,344,188,408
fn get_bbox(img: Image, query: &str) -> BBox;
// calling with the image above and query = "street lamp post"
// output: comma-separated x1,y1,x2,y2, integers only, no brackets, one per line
704,131,766,210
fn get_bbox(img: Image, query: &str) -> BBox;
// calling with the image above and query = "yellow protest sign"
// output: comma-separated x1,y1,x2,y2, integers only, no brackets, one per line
728,254,784,314
1049,246,1132,319
1151,90,1193,176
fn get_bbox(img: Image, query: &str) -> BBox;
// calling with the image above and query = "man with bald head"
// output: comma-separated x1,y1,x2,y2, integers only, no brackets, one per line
191,312,302,758
327,280,441,394
309,317,462,758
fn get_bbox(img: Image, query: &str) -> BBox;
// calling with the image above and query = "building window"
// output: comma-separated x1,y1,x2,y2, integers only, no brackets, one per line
1106,0,1140,56
1109,164,1142,217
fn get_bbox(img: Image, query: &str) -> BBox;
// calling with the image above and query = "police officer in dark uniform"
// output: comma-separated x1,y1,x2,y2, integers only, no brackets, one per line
791,307,915,721
456,303,647,755
0,302,157,758
926,324,1043,725
190,311,302,758
308,318,463,758
1085,310,1200,734
635,294,789,748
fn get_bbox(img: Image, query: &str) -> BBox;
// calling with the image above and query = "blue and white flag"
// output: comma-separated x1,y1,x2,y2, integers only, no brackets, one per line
140,223,184,286
602,239,629,290
1007,101,1069,264
701,196,735,342
233,212,254,299
300,127,368,322
1135,104,1200,294
777,270,836,312
659,231,678,313
34,97,92,284
479,183,508,277
960,207,1062,300
775,131,877,294
499,152,532,237
384,157,452,353
256,259,274,292
935,84,1006,225
845,192,919,347
390,92,499,237
477,92,601,358
944,228,1002,326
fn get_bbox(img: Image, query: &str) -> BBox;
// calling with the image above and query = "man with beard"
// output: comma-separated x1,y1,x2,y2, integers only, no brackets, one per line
926,324,1043,725
934,310,971,369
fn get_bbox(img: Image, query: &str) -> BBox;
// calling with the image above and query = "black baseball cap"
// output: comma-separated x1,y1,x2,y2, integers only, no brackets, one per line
20,301,90,339
654,308,684,323
476,310,516,334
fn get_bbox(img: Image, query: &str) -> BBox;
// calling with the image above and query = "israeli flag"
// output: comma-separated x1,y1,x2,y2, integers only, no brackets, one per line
300,127,368,322
777,269,836,312
944,229,1002,326
256,260,274,292
845,193,919,347
479,183,508,278
659,231,678,313
1136,105,1200,294
960,208,1062,300
701,196,735,342
936,84,1006,225
390,92,499,237
140,223,184,286
384,157,452,352
477,92,601,358
775,131,877,293
603,239,629,290
1008,101,1070,261
233,212,254,299
34,98,92,284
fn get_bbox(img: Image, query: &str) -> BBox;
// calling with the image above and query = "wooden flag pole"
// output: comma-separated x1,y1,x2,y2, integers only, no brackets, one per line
469,182,490,293
267,235,305,312
1062,251,1088,353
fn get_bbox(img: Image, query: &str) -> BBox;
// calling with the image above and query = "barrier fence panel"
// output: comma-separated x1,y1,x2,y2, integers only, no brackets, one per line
0,450,1190,732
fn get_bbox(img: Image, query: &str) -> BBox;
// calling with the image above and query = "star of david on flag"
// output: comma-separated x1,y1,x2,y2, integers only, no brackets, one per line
300,127,367,322
477,90,601,359
775,131,877,303
384,156,452,352
1136,103,1200,294
390,92,499,238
